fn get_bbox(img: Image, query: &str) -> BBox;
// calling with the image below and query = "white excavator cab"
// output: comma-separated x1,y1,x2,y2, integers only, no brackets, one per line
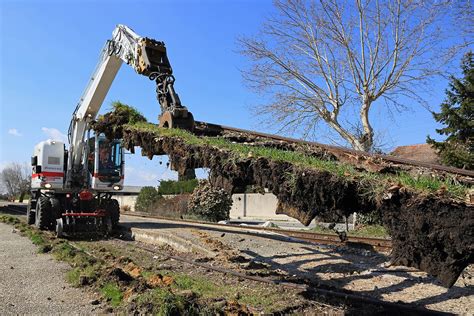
88,135,124,191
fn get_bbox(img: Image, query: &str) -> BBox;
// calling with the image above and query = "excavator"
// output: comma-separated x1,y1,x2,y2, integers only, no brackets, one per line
28,25,194,236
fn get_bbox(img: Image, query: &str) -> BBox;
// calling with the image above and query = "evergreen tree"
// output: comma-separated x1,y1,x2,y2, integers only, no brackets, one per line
427,52,474,169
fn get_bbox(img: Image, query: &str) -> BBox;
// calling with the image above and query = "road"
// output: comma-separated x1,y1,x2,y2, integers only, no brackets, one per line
0,222,99,315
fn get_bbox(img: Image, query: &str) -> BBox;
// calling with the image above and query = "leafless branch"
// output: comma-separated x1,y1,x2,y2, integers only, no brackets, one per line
239,0,468,151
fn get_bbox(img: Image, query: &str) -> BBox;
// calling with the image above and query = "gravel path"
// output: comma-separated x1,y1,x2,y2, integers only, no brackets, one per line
0,223,98,315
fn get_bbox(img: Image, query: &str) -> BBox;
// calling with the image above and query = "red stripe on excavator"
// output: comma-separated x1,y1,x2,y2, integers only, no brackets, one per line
32,172,64,178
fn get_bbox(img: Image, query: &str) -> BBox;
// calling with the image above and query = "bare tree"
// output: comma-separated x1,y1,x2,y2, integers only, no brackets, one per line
0,163,31,202
239,0,467,151
454,0,474,45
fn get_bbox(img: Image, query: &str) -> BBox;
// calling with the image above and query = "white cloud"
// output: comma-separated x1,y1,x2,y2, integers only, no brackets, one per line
41,127,68,143
137,170,160,182
8,128,22,137
124,164,161,186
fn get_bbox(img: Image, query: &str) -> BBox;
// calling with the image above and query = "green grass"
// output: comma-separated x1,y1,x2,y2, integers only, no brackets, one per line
166,272,287,312
134,287,204,316
172,274,217,297
141,270,155,279
66,268,81,286
0,215,21,225
26,231,44,245
311,224,389,238
126,122,469,201
135,272,284,314
350,225,388,238
101,282,123,307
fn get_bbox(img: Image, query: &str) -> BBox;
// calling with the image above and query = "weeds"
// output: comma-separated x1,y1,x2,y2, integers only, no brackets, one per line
101,283,123,307
311,223,389,238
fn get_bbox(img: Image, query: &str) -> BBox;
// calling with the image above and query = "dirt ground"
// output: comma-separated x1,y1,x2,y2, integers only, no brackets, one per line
121,214,474,314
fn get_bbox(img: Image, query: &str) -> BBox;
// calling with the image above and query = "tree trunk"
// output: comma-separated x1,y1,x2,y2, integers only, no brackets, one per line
19,191,25,203
359,97,374,152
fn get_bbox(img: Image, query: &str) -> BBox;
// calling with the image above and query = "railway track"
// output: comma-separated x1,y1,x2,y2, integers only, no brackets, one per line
111,236,444,315
0,203,28,216
194,121,474,178
0,205,392,252
122,211,392,252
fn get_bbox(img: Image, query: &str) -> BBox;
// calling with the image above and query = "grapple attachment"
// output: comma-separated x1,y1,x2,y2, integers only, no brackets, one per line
159,109,195,131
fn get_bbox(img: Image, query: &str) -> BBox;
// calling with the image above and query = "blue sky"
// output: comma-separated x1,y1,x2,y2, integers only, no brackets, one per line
0,0,468,186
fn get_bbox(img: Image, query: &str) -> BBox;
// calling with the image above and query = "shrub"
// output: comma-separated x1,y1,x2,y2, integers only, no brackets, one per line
135,186,162,212
188,181,232,222
158,179,199,195
356,210,383,226
149,195,190,218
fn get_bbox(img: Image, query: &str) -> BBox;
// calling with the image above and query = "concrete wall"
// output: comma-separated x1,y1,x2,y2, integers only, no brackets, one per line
230,193,293,220
113,195,138,212
114,192,295,221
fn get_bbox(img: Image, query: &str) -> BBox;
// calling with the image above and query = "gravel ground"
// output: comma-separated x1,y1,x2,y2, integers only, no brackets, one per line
0,223,99,315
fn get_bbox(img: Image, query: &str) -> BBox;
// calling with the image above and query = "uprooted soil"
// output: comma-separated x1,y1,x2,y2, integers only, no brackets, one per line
93,112,473,287
381,194,474,287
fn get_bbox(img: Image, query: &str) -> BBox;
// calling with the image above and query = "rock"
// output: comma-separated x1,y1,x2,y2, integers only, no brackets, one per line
228,255,250,263
90,299,100,305
243,261,271,270
212,300,227,309
79,276,90,286
261,221,278,228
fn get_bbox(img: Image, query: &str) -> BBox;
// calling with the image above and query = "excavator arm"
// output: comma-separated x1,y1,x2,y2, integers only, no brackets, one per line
67,24,193,187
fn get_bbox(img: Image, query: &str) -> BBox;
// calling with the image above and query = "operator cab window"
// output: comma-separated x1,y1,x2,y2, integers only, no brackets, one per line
98,140,122,176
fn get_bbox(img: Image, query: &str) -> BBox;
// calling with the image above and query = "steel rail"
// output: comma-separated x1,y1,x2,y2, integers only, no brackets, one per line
0,204,28,216
122,211,392,252
1,204,393,252
194,121,474,178
112,236,446,315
